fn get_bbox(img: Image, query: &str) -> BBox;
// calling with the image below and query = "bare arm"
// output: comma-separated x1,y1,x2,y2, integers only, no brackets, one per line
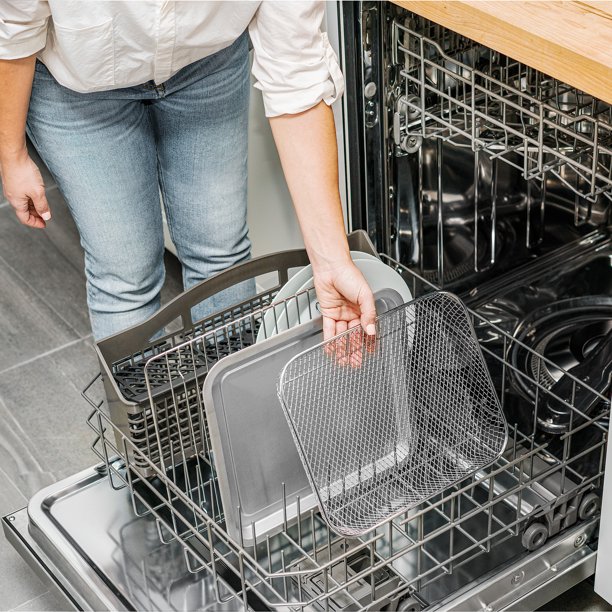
0,55,50,227
270,101,376,340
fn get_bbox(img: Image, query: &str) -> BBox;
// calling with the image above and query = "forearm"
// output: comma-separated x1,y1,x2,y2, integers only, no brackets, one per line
0,54,50,227
269,101,350,273
0,55,35,166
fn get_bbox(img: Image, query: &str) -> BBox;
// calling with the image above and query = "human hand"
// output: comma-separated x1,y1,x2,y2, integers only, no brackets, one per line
0,151,51,228
313,259,377,348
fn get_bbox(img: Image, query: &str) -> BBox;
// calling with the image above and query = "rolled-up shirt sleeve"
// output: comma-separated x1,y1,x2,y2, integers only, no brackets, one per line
248,0,344,117
0,1,50,59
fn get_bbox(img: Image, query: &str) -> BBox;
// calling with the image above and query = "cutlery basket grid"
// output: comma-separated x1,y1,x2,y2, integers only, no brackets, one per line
94,233,378,477
87,253,609,611
103,301,271,474
110,296,271,403
95,251,309,476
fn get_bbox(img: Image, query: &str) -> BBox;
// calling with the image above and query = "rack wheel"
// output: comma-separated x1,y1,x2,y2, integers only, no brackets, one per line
397,596,422,611
401,134,423,154
578,492,601,520
522,522,549,551
405,95,421,120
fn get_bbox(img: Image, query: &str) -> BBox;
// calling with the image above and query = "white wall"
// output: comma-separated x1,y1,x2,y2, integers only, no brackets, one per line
247,2,347,257
246,83,304,257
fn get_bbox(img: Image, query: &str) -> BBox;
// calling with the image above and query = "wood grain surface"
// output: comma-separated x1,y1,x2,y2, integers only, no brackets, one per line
392,0,612,103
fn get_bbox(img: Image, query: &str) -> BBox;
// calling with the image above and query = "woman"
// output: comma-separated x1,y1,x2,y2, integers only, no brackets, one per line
0,1,376,342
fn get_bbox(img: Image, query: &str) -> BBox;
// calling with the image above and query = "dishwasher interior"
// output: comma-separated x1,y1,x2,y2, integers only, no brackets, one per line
4,4,612,611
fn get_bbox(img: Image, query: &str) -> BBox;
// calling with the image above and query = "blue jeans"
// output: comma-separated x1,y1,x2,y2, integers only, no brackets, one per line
27,34,253,340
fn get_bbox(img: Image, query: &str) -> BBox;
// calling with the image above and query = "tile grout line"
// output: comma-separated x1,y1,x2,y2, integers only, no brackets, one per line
0,251,85,338
0,396,46,475
8,591,53,612
0,334,93,377
0,464,28,505
1,188,87,282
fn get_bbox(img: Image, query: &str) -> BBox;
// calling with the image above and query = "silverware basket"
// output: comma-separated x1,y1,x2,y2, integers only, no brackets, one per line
95,231,378,476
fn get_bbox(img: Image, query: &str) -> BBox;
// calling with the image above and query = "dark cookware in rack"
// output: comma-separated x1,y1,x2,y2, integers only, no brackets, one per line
402,129,601,294
418,220,508,287
416,206,592,294
504,297,612,478
508,297,612,403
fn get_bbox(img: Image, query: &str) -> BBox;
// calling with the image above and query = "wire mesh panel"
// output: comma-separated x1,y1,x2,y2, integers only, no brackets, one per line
279,292,508,537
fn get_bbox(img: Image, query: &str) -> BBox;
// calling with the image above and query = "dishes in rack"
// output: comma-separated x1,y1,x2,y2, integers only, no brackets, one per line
255,251,413,343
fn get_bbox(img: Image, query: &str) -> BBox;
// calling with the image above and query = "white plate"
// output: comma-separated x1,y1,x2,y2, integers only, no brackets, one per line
349,250,380,263
271,265,313,307
257,251,381,343
268,258,413,337
358,258,413,303
257,262,313,342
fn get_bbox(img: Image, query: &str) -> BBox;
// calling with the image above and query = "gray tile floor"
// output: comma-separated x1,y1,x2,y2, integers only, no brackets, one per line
0,149,610,611
0,148,182,611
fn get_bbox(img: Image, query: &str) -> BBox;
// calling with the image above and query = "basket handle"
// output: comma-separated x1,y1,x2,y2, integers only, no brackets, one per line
96,230,378,362
97,249,310,362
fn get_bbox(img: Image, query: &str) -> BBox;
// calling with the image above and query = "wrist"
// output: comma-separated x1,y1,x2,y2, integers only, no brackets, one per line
0,142,29,168
309,247,352,275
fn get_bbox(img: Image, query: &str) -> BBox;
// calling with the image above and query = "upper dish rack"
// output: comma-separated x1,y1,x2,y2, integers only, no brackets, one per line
392,17,612,205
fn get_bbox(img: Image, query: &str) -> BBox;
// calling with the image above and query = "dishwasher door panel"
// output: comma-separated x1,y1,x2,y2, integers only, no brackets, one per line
3,466,242,612
2,462,601,611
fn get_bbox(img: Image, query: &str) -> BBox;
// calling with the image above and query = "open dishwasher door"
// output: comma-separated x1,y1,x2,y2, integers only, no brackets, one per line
3,463,601,612
3,466,245,612
0,471,297,612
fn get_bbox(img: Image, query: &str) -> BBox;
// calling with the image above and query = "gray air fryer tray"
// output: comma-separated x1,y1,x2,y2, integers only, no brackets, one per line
203,289,405,544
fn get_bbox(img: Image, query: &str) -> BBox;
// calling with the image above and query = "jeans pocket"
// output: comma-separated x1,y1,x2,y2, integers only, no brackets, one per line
49,18,115,90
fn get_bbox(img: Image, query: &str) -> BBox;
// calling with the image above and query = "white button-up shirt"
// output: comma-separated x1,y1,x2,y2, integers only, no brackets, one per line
0,1,344,116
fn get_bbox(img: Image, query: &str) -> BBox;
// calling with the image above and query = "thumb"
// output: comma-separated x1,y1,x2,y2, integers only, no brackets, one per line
358,286,377,336
30,186,51,221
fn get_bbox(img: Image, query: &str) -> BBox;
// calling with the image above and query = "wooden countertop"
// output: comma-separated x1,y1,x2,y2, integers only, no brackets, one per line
391,1,612,104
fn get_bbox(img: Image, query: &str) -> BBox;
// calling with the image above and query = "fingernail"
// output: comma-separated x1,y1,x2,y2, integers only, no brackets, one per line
41,212,51,221
367,324,376,336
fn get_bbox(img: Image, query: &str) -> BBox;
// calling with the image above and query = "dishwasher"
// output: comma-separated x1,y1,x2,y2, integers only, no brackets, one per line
3,3,612,610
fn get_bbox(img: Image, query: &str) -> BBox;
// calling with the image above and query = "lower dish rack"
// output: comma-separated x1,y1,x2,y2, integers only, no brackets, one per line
85,241,609,611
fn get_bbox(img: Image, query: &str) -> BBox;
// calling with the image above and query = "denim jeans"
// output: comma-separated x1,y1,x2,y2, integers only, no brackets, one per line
27,33,254,340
